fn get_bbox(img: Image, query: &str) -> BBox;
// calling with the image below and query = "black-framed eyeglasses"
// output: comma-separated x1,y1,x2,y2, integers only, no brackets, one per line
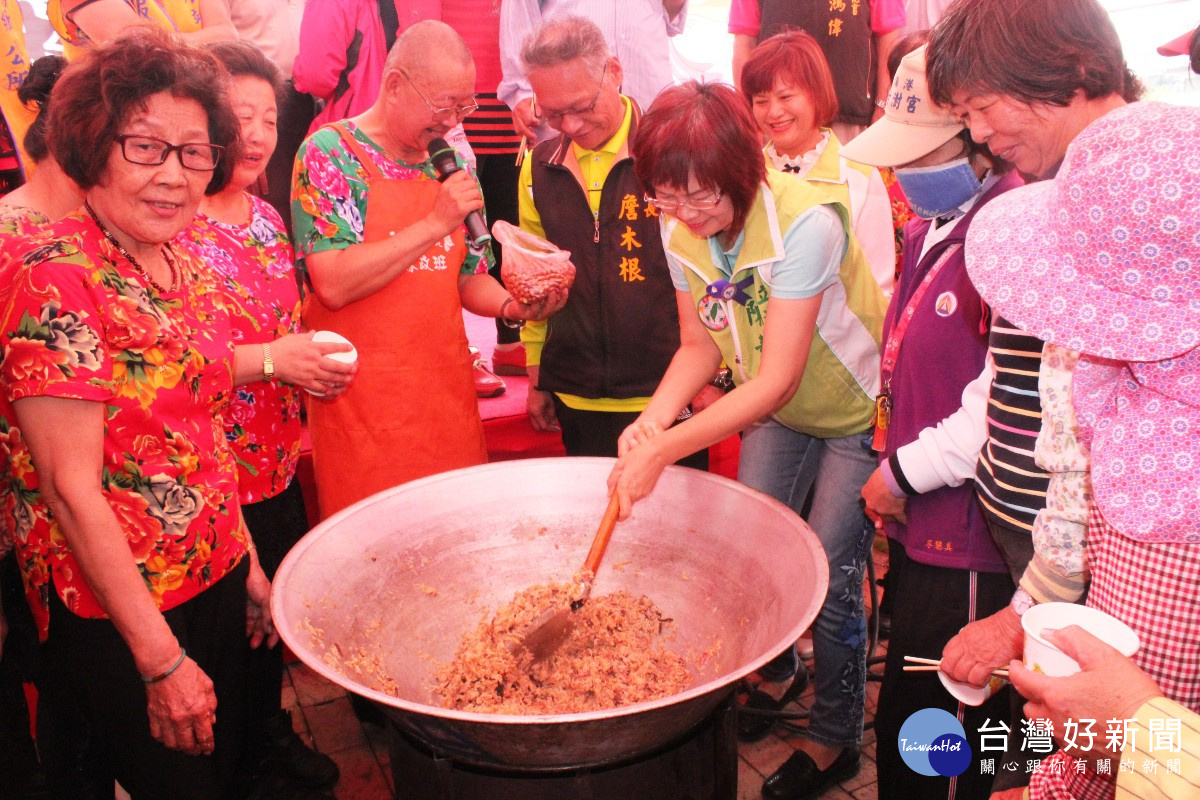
533,71,606,125
400,69,479,120
114,134,223,171
644,191,724,214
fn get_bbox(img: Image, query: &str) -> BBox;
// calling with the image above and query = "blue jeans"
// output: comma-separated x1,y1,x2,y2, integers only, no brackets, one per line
738,420,874,749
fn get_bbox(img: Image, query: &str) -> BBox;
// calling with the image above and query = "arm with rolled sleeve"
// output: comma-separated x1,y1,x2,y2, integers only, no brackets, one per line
728,0,759,87
498,0,542,110
1018,344,1090,605
662,0,688,34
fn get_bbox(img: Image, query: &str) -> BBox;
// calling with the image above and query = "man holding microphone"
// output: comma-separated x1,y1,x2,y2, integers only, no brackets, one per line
291,20,564,521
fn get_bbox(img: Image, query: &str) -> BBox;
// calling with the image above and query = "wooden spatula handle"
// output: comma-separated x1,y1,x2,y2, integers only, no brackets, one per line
582,493,621,576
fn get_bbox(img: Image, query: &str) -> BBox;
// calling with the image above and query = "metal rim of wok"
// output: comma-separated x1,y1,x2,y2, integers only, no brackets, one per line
272,458,828,739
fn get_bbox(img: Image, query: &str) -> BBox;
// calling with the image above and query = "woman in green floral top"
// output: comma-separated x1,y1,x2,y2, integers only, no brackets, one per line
0,28,269,797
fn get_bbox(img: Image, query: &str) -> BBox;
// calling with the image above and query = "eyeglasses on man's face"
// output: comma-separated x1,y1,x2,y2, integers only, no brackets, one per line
400,69,479,120
533,70,606,125
644,190,724,214
114,134,223,171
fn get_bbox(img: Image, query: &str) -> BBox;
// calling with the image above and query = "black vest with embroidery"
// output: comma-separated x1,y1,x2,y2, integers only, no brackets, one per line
758,0,876,127
529,124,679,399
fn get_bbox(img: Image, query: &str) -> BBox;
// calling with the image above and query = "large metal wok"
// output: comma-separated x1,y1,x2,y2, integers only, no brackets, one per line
272,458,827,770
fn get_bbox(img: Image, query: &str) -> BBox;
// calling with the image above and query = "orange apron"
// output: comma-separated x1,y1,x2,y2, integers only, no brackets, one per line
303,124,487,520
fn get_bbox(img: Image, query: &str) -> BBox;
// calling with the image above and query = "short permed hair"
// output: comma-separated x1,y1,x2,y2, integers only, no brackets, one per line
633,81,766,237
740,29,838,129
48,25,240,195
926,0,1141,108
521,14,610,76
207,40,282,97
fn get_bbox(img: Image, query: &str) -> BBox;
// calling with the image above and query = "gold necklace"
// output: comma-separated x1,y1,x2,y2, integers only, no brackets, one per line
84,201,180,293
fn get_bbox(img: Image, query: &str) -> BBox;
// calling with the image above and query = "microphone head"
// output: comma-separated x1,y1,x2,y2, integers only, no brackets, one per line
427,137,458,174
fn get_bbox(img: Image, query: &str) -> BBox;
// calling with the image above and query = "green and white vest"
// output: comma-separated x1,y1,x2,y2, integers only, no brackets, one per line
665,170,885,439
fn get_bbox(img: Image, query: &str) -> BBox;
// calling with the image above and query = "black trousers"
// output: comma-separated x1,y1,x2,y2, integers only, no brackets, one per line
550,395,709,471
874,541,1014,800
37,559,249,800
0,551,41,792
240,478,311,772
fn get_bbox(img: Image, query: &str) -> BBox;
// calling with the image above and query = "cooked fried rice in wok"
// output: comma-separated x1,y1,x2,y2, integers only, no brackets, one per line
434,581,692,714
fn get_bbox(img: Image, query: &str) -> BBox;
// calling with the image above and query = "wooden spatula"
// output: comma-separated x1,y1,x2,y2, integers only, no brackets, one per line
516,493,621,661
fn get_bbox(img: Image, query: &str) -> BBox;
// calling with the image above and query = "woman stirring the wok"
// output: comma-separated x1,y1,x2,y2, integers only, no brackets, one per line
0,27,335,797
609,81,885,799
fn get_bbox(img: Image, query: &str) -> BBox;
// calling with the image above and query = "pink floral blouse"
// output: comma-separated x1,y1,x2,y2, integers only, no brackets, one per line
0,212,248,638
177,195,303,504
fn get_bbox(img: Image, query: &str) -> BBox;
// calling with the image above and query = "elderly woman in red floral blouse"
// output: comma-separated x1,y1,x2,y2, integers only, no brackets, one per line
0,27,292,798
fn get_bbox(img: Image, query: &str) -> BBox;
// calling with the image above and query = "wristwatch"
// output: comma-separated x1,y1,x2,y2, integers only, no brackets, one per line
262,342,275,380
1010,587,1035,617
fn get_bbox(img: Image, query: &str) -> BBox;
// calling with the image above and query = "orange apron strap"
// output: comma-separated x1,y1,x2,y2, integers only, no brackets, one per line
325,122,387,183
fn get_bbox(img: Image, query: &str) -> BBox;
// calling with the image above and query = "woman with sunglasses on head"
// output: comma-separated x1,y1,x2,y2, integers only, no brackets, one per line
609,80,886,800
0,27,272,798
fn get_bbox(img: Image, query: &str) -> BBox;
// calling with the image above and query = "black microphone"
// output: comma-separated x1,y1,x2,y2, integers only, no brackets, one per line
426,137,492,248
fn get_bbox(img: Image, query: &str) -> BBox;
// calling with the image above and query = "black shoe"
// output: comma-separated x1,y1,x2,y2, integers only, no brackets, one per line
264,710,340,790
736,669,809,743
761,748,860,800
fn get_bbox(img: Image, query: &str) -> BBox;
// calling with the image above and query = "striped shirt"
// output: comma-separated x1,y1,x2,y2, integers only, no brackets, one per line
462,94,520,156
974,316,1051,532
440,2,521,155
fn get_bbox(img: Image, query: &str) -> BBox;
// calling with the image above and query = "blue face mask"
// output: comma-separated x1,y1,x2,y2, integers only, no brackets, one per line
894,157,983,219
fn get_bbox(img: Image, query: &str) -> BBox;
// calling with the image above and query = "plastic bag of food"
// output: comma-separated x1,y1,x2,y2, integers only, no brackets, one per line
492,220,576,305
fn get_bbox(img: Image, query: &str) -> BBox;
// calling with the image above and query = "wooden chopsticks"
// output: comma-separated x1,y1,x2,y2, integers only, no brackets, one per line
901,655,1009,678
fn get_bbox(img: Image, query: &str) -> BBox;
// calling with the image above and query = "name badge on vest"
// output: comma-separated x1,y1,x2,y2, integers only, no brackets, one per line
697,295,729,331
706,276,754,305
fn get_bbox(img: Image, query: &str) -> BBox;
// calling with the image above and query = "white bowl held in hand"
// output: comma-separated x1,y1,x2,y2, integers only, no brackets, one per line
306,330,357,396
1022,602,1139,677
937,670,1008,707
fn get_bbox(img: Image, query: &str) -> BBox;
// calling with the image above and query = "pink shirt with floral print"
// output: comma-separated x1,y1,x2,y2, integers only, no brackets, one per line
0,212,248,639
177,195,303,504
